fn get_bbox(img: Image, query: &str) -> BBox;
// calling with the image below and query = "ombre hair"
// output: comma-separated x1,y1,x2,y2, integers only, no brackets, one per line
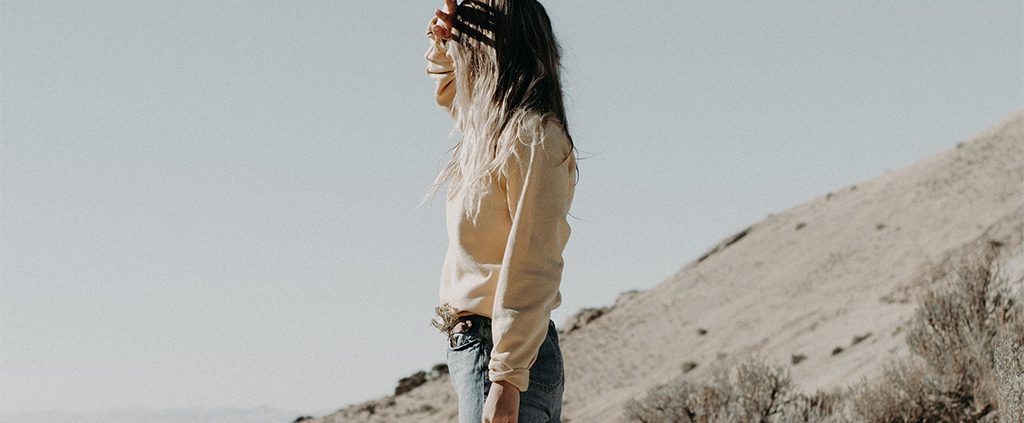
419,0,578,223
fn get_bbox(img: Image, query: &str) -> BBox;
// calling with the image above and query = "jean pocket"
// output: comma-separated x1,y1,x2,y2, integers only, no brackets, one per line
448,331,483,351
528,327,564,393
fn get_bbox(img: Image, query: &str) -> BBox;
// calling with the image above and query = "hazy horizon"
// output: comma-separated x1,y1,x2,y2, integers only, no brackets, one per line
2,0,1021,418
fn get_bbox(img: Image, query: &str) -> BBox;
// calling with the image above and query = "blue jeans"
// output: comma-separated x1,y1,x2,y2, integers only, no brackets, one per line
446,315,564,423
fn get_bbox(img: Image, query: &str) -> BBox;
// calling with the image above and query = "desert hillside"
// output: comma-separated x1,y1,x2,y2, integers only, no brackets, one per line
311,108,1023,423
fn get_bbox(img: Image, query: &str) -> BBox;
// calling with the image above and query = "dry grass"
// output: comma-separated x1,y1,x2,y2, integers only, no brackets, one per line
622,358,845,422
622,242,1023,422
851,242,1021,422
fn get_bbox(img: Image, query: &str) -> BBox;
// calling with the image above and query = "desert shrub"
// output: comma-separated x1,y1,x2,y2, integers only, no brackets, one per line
783,390,846,423
729,359,792,420
622,243,1020,423
851,243,1022,422
850,357,963,422
622,357,845,423
621,376,700,423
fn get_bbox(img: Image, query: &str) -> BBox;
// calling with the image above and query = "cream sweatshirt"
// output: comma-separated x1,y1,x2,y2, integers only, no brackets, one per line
425,17,577,393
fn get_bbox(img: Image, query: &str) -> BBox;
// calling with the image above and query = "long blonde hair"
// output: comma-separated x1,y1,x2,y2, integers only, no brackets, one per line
418,0,578,224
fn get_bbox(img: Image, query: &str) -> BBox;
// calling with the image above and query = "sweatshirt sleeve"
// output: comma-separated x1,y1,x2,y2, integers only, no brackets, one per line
488,122,574,392
424,16,457,115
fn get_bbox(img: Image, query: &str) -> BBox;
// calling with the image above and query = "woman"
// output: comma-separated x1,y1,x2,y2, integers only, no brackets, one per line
420,1,578,422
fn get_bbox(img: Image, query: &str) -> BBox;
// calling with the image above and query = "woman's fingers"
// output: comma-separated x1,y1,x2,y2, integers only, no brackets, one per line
431,0,456,39
431,24,450,39
436,0,457,28
434,9,453,29
433,12,453,39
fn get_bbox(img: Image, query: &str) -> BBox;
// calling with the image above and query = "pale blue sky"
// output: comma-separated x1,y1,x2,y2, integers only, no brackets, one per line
1,0,1021,418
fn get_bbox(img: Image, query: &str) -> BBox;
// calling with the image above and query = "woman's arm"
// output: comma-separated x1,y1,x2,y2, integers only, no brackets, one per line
488,121,574,392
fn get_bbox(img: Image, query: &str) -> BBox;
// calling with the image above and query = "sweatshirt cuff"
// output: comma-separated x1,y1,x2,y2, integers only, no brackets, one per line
488,364,530,392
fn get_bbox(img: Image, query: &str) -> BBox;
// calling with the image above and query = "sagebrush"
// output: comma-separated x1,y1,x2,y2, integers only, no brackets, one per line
622,358,845,422
623,242,1022,422
852,243,1022,422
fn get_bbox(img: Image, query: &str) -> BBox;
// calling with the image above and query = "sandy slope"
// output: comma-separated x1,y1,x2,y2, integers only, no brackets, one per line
317,108,1023,423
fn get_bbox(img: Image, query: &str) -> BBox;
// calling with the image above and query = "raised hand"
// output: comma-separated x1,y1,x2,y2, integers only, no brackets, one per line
431,0,457,40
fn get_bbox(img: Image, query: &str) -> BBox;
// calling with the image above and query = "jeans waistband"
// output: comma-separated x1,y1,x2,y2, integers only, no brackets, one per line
452,314,491,335
456,315,560,333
